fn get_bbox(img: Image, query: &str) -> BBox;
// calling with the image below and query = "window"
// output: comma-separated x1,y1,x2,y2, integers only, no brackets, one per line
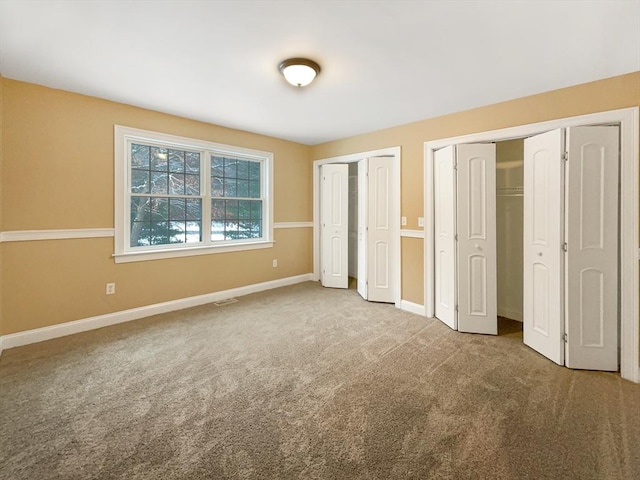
210,156,263,241
129,144,203,247
115,126,273,263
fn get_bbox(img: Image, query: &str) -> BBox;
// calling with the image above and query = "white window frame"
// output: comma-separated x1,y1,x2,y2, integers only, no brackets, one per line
114,125,274,263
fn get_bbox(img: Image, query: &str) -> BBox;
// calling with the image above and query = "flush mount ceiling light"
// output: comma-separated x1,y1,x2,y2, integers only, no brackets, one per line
278,58,321,87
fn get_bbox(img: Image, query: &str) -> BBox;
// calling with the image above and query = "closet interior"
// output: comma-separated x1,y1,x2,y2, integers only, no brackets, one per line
496,139,524,325
348,161,359,287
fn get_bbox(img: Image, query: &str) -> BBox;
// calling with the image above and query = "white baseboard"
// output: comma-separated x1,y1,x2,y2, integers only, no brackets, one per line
0,273,314,352
399,300,426,316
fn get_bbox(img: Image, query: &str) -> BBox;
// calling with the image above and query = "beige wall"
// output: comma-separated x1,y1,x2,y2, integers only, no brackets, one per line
2,73,639,348
1,79,313,335
312,72,640,306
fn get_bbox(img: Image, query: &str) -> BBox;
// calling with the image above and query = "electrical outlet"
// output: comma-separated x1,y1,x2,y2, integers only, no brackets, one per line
401,216,407,226
418,217,424,227
272,259,278,267
106,283,116,295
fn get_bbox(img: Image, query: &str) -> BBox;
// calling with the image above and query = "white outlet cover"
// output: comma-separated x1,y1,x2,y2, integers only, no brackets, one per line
418,217,424,227
401,216,407,226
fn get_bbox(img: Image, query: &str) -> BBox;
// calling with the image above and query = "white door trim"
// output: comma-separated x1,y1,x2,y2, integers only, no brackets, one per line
424,107,639,383
313,147,402,307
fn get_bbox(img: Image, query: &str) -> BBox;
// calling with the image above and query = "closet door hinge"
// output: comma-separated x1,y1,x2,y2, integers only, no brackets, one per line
455,305,459,313
562,242,568,252
562,152,569,161
454,234,458,241
563,333,568,343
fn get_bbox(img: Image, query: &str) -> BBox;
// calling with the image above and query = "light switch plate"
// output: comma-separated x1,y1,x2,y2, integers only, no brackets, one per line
418,217,424,227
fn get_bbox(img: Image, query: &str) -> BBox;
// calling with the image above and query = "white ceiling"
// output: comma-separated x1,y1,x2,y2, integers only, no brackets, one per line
0,1,638,145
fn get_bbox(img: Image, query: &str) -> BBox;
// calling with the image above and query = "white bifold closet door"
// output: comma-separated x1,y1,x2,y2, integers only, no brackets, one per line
523,126,619,370
456,144,497,335
433,144,497,335
565,126,619,371
320,164,349,289
321,158,395,301
434,146,457,329
432,128,619,371
366,156,395,303
357,159,368,299
523,129,565,365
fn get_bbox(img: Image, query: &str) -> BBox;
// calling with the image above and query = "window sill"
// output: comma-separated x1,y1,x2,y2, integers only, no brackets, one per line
113,240,274,263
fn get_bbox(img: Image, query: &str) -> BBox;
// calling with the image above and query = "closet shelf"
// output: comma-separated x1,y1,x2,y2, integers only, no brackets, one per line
496,186,524,197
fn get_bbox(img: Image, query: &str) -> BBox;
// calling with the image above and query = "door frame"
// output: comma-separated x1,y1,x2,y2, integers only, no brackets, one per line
313,146,402,307
424,107,639,383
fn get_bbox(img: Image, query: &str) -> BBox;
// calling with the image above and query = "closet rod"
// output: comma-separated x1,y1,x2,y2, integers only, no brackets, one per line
496,186,524,197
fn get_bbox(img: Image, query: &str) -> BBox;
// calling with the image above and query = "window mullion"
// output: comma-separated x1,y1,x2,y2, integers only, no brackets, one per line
202,150,212,245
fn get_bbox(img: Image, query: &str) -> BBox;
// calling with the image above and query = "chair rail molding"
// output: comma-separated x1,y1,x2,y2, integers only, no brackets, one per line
0,228,115,242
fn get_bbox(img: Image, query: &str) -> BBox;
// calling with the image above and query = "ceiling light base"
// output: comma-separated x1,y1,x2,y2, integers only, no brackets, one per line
279,58,321,87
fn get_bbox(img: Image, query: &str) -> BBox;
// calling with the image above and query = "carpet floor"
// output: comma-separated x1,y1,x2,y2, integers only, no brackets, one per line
1,281,639,479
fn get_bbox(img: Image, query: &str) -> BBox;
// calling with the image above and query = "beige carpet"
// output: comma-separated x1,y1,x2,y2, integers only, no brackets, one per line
1,281,639,479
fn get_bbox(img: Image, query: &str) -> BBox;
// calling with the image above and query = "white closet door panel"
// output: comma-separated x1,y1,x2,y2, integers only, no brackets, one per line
434,146,457,329
565,126,619,371
357,159,368,299
523,129,564,365
456,143,497,335
367,156,394,303
321,164,349,289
